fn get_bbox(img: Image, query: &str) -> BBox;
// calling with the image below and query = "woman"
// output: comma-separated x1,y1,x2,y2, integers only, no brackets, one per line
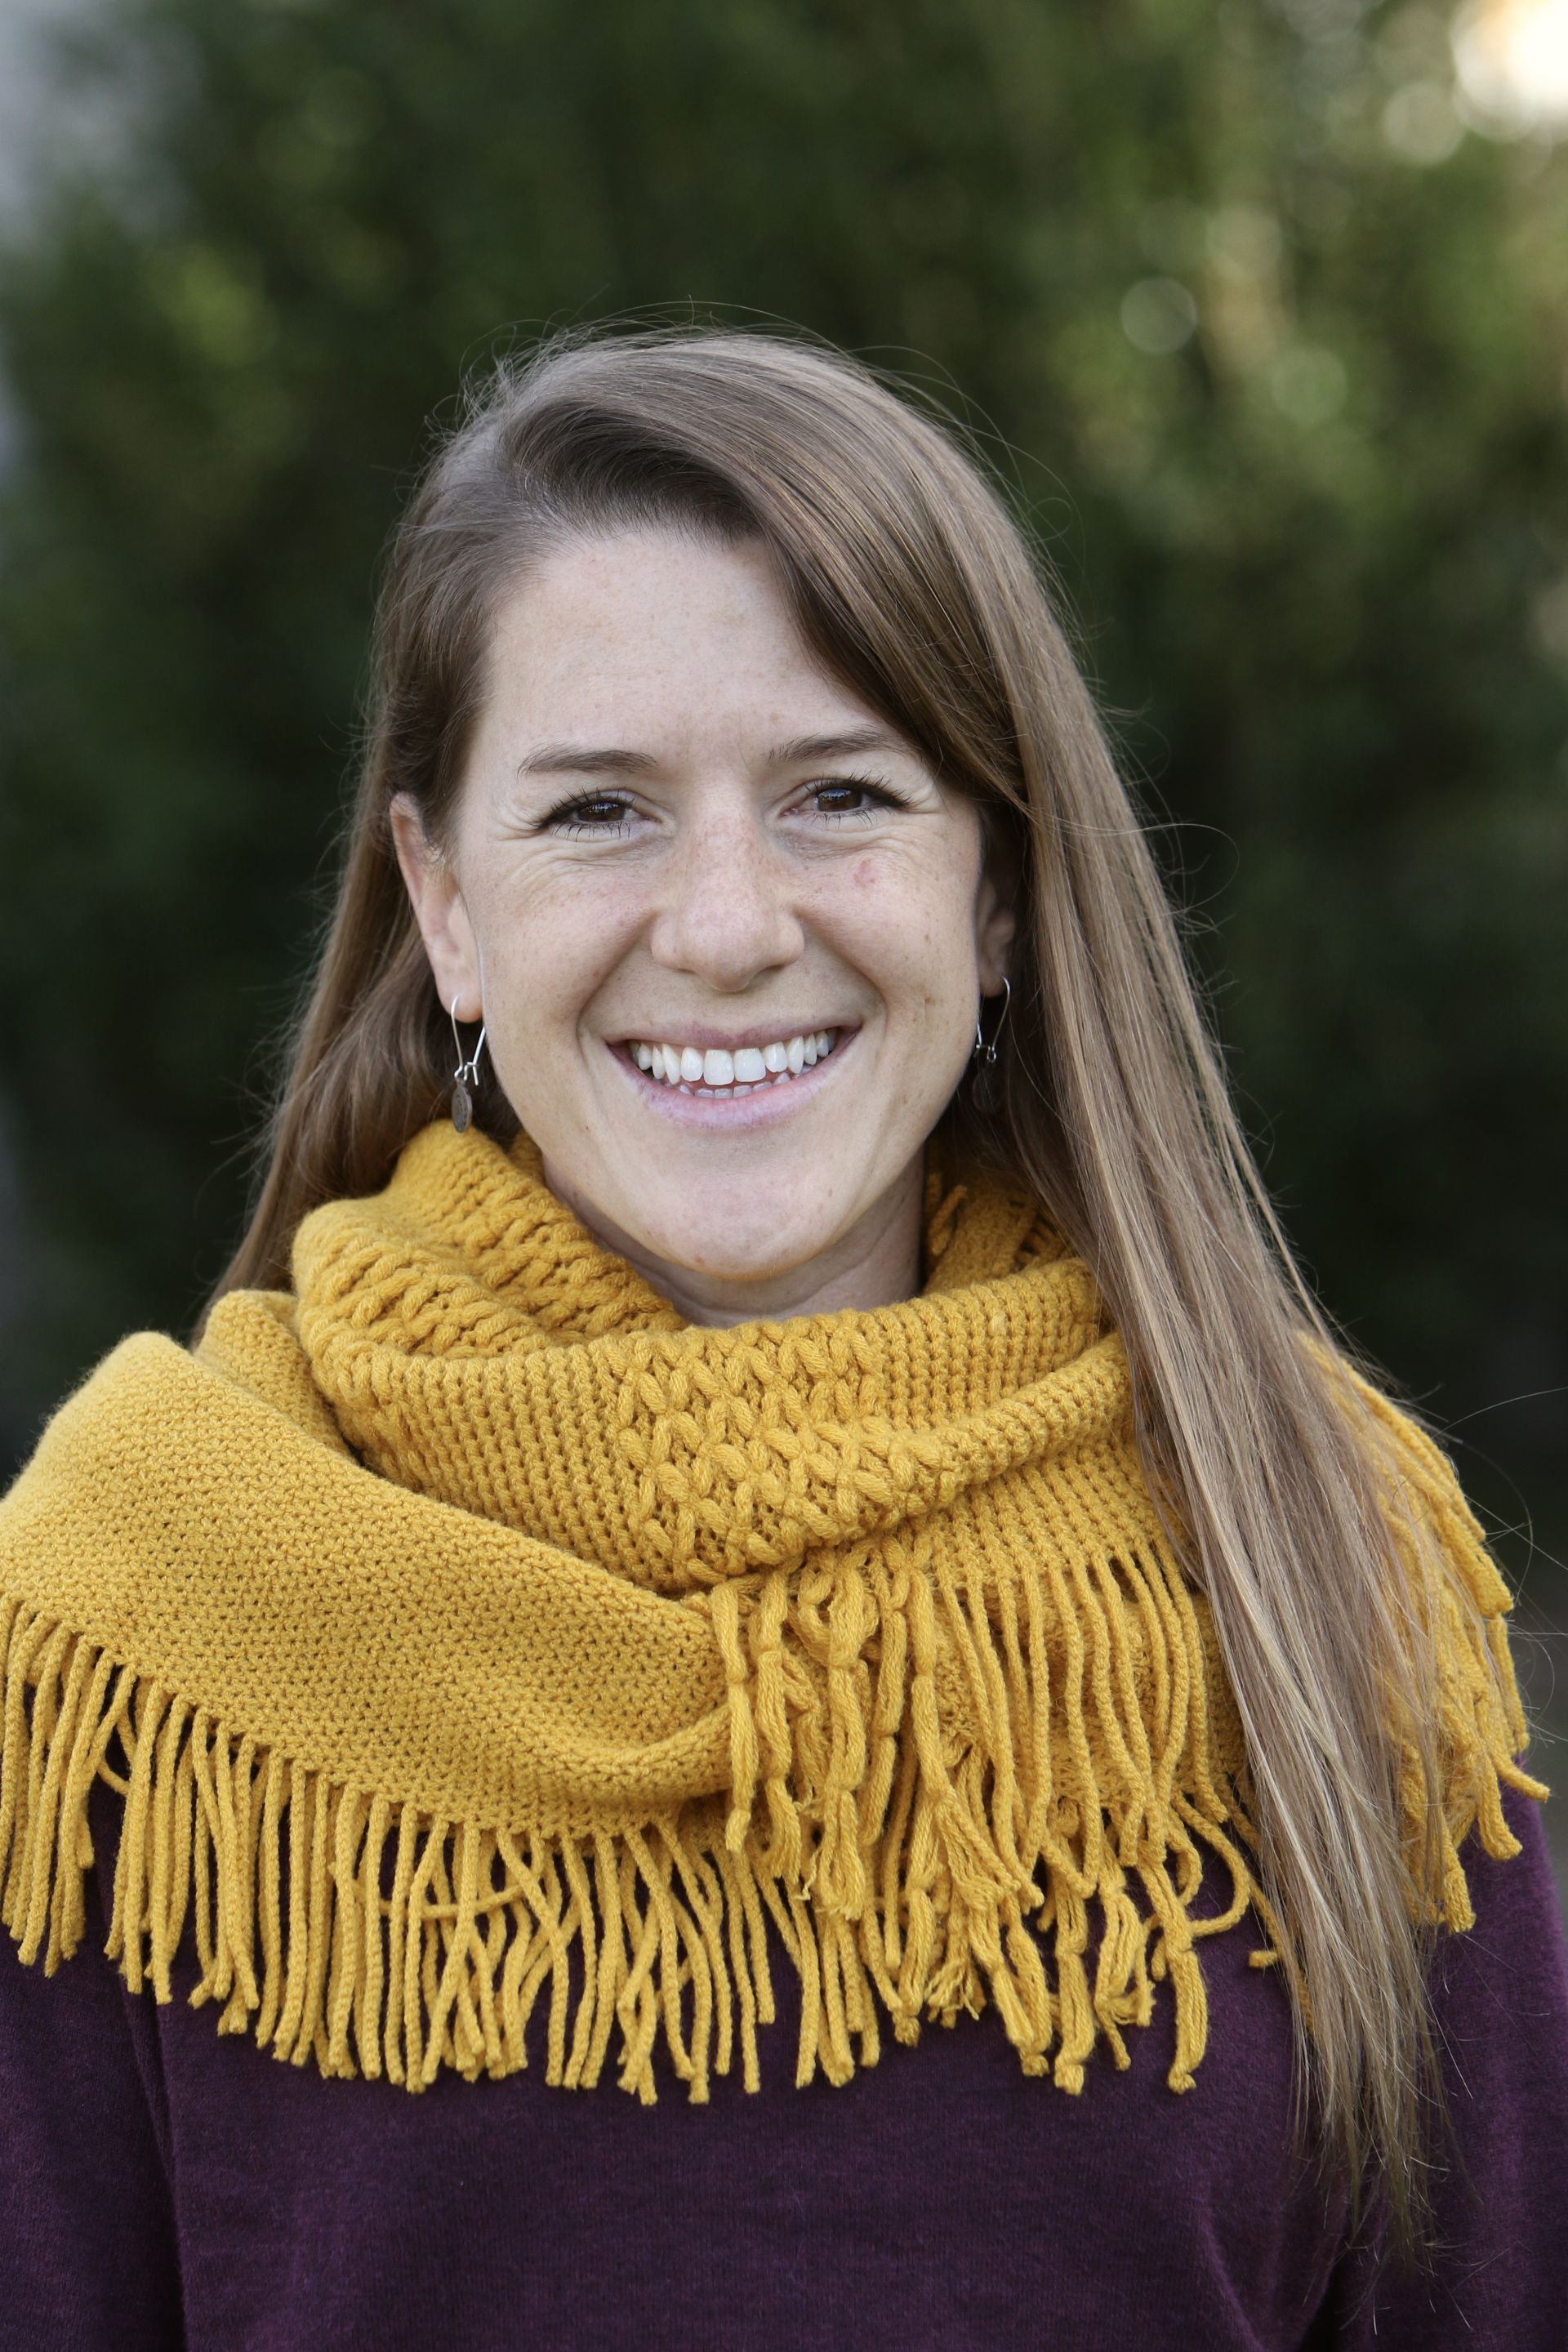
0,327,1563,2350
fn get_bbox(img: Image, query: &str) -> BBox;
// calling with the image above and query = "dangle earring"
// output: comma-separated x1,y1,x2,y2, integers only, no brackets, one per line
448,1001,488,1134
972,975,1012,1065
970,976,1011,1111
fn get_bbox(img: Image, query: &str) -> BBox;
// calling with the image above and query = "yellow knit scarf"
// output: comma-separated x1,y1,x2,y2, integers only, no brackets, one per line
0,1124,1536,2101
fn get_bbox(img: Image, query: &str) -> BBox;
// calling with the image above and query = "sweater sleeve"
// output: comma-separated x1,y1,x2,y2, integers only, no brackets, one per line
1321,1781,1568,2350
0,1868,185,2348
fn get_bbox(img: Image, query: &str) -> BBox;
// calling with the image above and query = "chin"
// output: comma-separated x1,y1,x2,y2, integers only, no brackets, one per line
638,1223,829,1287
624,1177,843,1274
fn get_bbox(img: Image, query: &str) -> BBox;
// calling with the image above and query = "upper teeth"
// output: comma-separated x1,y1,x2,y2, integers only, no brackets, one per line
631,1031,839,1089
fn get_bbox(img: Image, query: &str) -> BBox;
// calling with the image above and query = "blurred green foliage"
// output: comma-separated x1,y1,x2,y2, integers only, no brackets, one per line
0,0,1565,1579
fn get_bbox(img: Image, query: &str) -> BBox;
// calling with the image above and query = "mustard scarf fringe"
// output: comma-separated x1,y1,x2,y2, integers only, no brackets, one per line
0,1125,1539,2100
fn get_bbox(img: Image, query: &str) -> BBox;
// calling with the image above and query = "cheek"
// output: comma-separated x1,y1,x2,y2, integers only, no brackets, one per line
469,873,630,1057
825,859,982,1028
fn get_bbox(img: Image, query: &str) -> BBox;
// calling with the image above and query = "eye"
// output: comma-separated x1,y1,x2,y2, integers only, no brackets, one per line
803,777,907,822
542,791,636,837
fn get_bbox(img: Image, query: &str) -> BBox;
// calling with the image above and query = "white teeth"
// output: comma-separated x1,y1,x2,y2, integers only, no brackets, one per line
631,1028,840,1089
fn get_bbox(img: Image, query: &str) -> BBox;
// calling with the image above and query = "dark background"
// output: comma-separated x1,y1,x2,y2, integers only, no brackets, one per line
1,0,1564,1882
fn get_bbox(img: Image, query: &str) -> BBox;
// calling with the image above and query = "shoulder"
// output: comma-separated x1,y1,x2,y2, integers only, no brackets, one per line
0,1294,351,1678
2,1292,349,1525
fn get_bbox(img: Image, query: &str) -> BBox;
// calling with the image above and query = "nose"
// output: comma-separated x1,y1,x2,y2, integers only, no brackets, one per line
647,800,805,991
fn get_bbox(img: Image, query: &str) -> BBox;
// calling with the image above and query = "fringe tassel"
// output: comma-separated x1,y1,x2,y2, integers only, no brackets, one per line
0,1526,1535,2100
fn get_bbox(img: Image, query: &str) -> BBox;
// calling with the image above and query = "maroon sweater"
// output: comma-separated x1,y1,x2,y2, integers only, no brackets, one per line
0,1781,1564,2350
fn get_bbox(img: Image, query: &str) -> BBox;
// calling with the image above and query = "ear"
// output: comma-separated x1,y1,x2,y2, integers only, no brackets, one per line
390,795,483,1022
973,869,1016,998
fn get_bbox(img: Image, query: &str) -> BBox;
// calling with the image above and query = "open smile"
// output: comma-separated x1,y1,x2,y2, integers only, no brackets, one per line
610,1026,853,1113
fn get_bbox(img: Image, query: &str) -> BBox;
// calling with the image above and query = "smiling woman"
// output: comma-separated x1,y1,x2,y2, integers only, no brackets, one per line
0,327,1564,2352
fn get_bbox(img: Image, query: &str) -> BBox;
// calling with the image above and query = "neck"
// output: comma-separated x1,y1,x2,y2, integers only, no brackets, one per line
542,1155,925,1327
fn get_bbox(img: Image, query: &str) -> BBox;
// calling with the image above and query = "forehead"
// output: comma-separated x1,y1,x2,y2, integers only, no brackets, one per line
479,527,889,754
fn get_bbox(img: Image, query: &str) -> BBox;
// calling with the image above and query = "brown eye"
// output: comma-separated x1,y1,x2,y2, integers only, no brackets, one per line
566,796,631,826
808,778,901,819
545,792,636,835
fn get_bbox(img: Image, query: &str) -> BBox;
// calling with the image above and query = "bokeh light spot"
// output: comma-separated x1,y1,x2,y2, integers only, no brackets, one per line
1267,345,1349,424
1453,0,1568,135
1382,78,1467,158
1120,277,1199,354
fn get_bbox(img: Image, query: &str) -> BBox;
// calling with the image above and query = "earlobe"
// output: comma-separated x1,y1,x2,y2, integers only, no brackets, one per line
389,795,483,1023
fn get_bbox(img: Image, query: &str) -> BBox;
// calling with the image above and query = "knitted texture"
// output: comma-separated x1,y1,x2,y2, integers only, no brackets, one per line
0,1124,1539,2100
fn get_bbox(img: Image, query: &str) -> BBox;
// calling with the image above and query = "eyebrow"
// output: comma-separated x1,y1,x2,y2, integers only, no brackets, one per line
515,726,906,780
516,744,660,778
766,728,906,765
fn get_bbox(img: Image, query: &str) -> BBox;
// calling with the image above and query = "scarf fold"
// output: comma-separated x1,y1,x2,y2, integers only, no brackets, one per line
0,1124,1537,2100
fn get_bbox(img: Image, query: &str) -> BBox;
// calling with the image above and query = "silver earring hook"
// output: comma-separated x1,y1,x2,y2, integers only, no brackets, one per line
448,999,487,1134
973,974,1011,1067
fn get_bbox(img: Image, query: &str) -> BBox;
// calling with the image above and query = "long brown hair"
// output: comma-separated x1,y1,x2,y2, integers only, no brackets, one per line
216,324,1497,2235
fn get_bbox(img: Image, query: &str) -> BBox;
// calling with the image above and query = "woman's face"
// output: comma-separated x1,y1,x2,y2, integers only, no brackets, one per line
394,528,1012,1319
